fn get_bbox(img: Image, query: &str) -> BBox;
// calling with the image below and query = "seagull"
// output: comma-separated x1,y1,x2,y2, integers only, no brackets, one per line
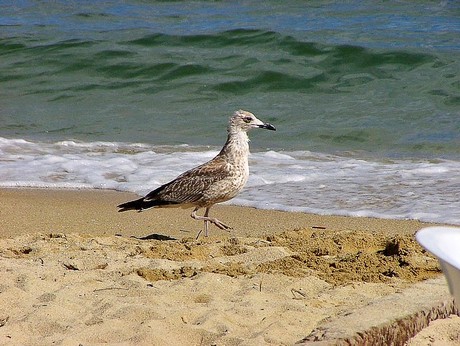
117,110,276,237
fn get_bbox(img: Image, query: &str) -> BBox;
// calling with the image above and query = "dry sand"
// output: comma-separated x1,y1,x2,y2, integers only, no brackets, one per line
0,188,458,345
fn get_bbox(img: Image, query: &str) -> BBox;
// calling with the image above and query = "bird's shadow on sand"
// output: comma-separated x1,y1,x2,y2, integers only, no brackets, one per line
127,233,177,241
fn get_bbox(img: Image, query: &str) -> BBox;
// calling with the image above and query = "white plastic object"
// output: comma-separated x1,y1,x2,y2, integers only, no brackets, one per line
416,226,460,309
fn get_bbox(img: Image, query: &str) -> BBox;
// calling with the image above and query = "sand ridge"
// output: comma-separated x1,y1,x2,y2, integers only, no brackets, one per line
0,228,452,345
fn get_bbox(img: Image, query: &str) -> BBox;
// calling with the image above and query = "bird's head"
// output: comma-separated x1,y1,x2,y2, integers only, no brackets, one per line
228,110,276,133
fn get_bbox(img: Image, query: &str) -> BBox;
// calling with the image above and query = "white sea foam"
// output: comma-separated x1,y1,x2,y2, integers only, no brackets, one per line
1,137,459,225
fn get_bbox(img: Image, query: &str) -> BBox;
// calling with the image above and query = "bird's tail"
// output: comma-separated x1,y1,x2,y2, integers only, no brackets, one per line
117,197,156,212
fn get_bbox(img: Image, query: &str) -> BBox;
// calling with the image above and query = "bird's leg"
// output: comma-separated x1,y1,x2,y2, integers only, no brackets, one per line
191,207,232,238
203,207,210,237
201,207,232,231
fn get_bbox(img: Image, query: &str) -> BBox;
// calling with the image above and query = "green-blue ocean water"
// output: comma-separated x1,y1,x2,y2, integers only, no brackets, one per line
1,0,459,158
1,1,459,224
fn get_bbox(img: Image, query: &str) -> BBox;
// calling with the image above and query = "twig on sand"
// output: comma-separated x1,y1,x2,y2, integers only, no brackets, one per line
291,288,307,299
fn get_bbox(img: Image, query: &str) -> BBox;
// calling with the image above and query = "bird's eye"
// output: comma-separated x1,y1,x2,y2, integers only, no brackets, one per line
243,116,252,123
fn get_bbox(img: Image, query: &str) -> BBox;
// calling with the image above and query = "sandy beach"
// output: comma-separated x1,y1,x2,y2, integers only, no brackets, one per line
0,188,458,345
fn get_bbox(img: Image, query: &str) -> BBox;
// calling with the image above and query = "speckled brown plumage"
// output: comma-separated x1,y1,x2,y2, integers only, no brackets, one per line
118,110,276,237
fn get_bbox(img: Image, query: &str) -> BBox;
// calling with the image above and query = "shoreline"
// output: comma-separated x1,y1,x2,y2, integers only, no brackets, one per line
0,187,439,239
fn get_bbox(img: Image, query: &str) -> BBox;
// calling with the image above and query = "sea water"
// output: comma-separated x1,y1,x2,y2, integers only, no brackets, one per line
1,1,459,225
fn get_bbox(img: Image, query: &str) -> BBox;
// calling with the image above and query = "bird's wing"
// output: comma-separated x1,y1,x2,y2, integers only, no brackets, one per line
144,156,230,205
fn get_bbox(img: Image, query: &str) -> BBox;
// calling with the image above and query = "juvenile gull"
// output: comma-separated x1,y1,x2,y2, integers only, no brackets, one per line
117,110,276,237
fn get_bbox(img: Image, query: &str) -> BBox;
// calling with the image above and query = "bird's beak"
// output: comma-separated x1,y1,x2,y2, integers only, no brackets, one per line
258,123,276,131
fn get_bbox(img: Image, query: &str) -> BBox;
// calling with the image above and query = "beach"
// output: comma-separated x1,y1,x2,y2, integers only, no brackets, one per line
1,1,459,344
0,188,458,345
